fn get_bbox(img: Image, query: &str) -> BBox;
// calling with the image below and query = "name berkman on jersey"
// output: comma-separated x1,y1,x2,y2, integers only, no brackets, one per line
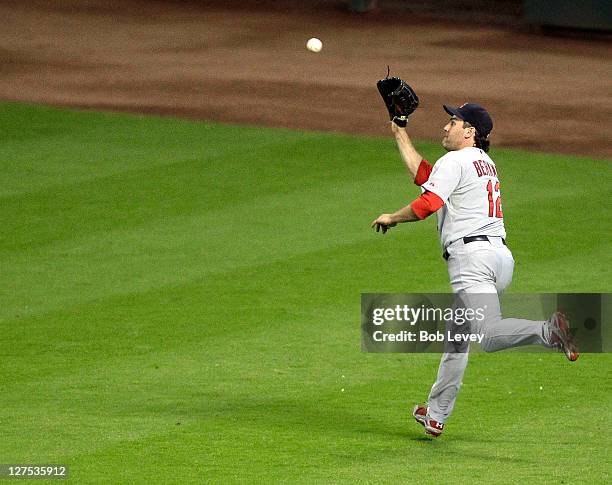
473,159,497,177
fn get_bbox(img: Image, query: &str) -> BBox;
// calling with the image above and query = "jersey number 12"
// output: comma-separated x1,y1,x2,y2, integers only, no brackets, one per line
486,180,503,218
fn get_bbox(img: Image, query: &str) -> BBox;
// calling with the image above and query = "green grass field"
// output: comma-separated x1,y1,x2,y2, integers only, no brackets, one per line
1,103,610,483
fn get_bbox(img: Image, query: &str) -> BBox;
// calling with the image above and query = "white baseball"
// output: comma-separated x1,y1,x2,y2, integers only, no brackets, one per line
306,37,322,53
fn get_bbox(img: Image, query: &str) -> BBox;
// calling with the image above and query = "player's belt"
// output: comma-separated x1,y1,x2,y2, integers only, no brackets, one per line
442,235,507,261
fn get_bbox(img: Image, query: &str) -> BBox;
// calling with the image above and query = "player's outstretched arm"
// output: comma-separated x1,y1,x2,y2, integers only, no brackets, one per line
371,191,444,234
371,205,420,234
391,122,424,179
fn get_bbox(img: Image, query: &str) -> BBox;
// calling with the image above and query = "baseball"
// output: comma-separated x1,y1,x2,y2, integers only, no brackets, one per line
306,37,322,53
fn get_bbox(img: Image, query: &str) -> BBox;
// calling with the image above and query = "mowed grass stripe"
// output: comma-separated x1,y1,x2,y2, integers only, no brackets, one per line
8,227,602,385
0,179,436,320
2,115,608,321
1,131,439,320
2,238,447,384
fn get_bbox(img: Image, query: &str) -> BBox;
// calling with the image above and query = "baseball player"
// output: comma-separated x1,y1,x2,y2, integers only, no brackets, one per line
371,101,579,438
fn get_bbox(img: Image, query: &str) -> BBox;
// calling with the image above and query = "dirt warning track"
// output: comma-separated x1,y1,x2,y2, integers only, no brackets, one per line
1,0,610,157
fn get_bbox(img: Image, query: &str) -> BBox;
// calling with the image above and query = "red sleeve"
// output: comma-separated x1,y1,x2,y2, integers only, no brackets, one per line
410,190,445,220
414,159,433,186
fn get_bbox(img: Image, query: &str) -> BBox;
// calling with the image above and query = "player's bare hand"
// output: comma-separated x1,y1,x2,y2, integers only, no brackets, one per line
371,214,397,234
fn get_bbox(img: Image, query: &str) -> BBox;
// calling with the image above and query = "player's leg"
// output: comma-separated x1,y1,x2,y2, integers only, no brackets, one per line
466,242,577,358
419,240,577,436
421,241,527,430
420,250,476,431
450,241,546,351
475,243,562,352
462,291,549,352
425,348,469,425
419,240,554,434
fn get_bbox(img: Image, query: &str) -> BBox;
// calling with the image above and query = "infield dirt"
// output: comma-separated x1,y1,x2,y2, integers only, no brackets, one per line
1,0,610,157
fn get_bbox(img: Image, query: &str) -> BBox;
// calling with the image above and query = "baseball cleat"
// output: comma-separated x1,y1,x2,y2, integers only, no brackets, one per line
547,312,579,361
412,404,444,437
413,404,427,424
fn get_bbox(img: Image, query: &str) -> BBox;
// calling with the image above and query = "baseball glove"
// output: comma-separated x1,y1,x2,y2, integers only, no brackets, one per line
376,74,419,127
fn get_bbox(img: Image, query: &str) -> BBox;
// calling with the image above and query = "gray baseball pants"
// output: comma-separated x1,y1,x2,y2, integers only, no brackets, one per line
426,237,549,424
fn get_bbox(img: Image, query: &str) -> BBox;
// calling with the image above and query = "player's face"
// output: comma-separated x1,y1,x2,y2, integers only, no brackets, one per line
442,116,473,151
